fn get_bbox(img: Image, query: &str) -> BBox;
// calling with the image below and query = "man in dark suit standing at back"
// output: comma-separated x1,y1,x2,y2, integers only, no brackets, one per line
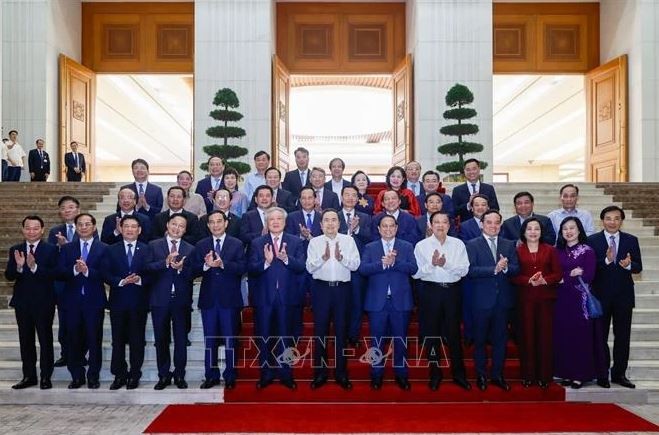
587,205,643,389
28,139,50,182
64,141,85,182
452,158,499,222
102,215,150,390
282,146,312,200
310,167,340,211
501,192,555,245
121,158,163,218
101,188,152,244
466,210,519,392
5,216,58,390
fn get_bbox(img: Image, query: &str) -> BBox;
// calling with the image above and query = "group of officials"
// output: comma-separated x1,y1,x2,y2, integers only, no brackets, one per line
5,148,642,394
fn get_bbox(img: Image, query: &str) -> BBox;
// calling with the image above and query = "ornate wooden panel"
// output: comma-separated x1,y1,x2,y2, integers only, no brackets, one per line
392,55,413,167
83,3,193,73
272,56,291,172
493,3,598,73
277,3,405,74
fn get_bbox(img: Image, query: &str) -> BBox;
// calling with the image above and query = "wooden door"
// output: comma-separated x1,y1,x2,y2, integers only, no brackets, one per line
392,54,413,167
272,55,291,172
585,55,628,182
59,54,95,181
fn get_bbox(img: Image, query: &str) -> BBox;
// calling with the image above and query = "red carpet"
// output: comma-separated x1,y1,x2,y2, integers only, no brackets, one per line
144,402,659,433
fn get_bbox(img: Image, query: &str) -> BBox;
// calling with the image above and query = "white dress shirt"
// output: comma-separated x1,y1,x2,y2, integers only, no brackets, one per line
548,207,596,237
306,233,360,282
408,180,421,196
73,238,94,277
243,172,266,201
413,235,469,283
331,179,344,201
119,239,142,286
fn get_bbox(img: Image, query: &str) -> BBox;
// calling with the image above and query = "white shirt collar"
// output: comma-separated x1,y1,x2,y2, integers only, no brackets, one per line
25,240,40,251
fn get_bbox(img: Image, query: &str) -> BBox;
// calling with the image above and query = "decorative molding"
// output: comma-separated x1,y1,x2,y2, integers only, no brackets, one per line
72,100,86,122
296,24,333,59
494,25,526,59
157,24,192,59
544,24,580,60
103,25,138,59
349,24,386,60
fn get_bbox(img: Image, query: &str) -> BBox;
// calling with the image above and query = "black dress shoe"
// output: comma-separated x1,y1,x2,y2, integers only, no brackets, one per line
521,379,533,388
453,377,471,391
200,378,220,389
335,377,352,390
68,378,85,389
476,375,487,391
54,357,67,368
429,376,442,391
395,376,411,391
280,378,297,390
174,377,188,389
256,377,273,390
371,377,383,390
491,377,511,391
538,380,549,389
126,378,140,390
570,380,583,389
40,378,52,390
11,378,38,390
612,376,636,389
310,376,327,390
560,379,572,387
110,377,127,390
224,380,236,390
87,379,100,389
597,378,611,389
154,374,172,390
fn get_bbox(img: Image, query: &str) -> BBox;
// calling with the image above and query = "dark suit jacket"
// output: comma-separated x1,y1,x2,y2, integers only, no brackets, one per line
338,210,372,253
199,211,241,239
239,209,265,246
102,240,150,311
452,182,500,221
192,235,246,309
417,191,456,218
587,231,642,308
195,176,225,214
285,209,322,248
100,212,152,245
466,236,519,310
282,169,312,199
28,149,50,178
146,237,194,308
459,217,482,242
5,241,58,309
121,182,164,218
64,151,85,181
48,224,82,246
57,239,109,311
359,238,418,312
371,211,421,246
416,214,457,239
249,188,296,213
316,188,341,211
247,233,305,306
151,209,200,244
501,213,556,245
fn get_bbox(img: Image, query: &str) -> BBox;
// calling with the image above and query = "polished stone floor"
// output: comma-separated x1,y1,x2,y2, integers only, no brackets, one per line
1,403,659,434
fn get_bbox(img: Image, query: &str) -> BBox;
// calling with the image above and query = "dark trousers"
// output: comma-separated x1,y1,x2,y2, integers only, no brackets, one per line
31,170,47,181
518,289,555,382
152,304,188,378
201,305,239,382
1,159,7,181
602,301,633,380
15,304,55,380
348,272,366,340
6,166,21,181
254,293,293,381
67,306,104,381
367,299,410,378
66,171,82,182
473,303,510,379
110,308,147,380
418,281,466,379
311,280,350,379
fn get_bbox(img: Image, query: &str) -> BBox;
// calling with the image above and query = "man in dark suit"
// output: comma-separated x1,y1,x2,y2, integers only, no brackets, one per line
146,213,195,390
121,158,163,218
101,187,151,244
417,170,455,217
452,158,500,222
248,207,305,389
102,215,150,390
151,186,200,244
64,141,86,182
338,186,373,345
371,190,421,246
198,188,241,239
249,167,296,212
501,191,556,245
282,146,312,200
359,215,418,390
192,210,247,389
458,194,489,242
57,213,108,389
587,205,643,389
195,156,225,214
325,158,351,205
466,210,519,391
417,192,457,239
239,185,273,246
5,216,58,389
28,139,50,181
310,167,340,210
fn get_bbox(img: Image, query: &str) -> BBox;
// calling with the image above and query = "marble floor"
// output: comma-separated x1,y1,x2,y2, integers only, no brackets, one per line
1,403,659,434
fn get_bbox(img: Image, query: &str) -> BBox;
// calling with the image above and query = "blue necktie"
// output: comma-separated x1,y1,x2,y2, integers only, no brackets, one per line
66,224,74,242
215,238,222,256
306,213,313,229
127,243,133,268
81,241,89,295
471,183,477,194
138,184,145,196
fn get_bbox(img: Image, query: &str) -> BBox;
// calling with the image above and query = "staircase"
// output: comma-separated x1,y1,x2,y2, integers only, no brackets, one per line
0,181,656,405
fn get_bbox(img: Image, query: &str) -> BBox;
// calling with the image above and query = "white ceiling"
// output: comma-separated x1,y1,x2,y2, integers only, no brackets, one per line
493,74,586,178
95,74,193,172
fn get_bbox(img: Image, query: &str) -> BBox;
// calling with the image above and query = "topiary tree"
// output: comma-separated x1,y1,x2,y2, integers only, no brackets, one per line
436,83,487,178
201,88,251,175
